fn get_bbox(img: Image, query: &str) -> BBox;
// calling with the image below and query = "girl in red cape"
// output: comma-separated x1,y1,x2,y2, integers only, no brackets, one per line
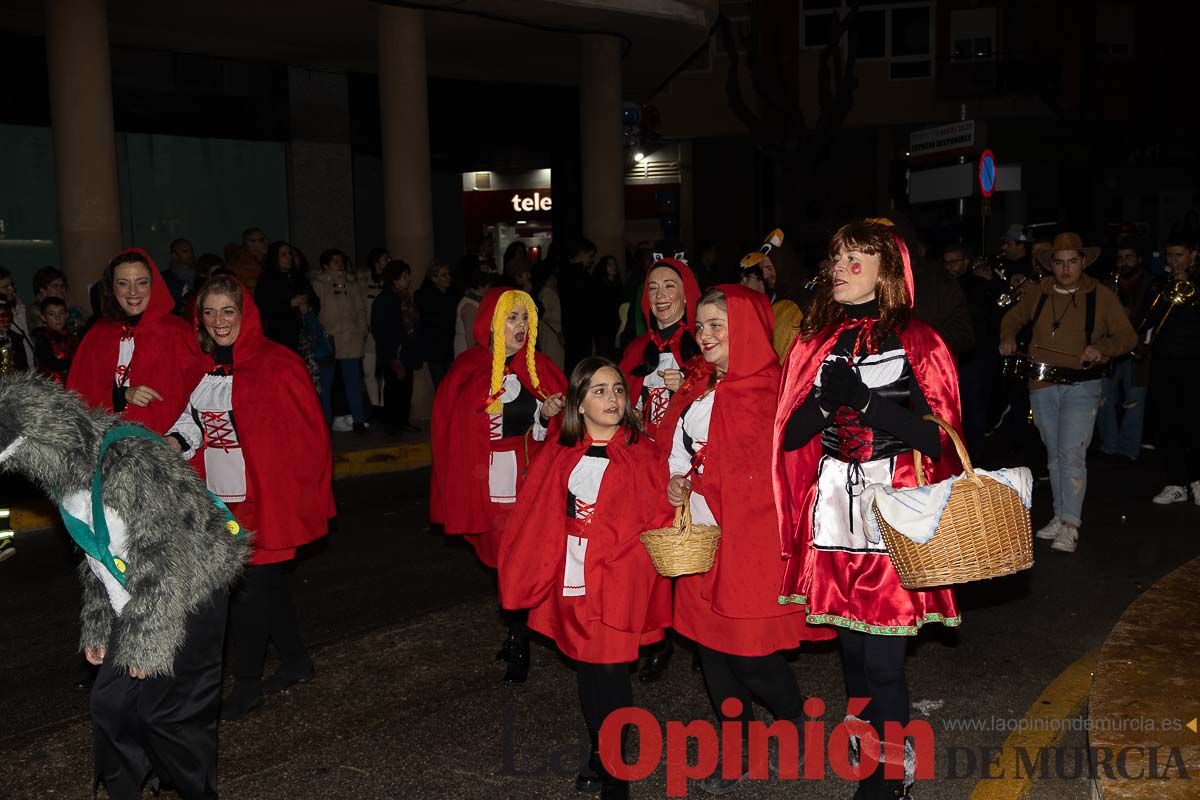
499,356,670,800
68,248,198,434
660,284,831,793
773,220,963,799
618,257,701,440
166,275,335,720
430,287,567,683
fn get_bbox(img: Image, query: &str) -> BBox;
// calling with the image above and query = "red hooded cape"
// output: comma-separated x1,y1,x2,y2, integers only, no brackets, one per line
497,432,672,657
657,285,832,652
184,282,335,561
771,316,963,604
67,248,200,434
618,258,701,438
430,288,568,541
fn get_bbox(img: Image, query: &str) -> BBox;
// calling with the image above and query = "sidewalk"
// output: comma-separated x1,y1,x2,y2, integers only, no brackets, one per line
5,425,432,534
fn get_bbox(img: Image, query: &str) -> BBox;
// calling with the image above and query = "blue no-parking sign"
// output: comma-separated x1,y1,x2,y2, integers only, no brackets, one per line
979,149,997,198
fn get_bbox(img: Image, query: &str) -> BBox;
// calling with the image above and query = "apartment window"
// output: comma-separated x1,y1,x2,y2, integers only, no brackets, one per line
950,8,996,62
1095,2,1134,59
802,1,932,79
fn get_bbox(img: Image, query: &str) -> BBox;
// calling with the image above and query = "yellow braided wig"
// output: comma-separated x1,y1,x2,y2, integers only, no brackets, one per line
486,290,541,414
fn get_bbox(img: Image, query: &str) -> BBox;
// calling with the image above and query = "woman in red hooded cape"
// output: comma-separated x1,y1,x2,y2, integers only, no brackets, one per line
166,275,335,720
498,356,671,797
618,257,701,440
772,220,963,798
68,248,198,434
658,284,831,792
430,287,567,683
617,257,701,681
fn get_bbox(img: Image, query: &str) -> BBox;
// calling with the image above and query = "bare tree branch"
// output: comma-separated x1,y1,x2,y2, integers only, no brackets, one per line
718,14,779,154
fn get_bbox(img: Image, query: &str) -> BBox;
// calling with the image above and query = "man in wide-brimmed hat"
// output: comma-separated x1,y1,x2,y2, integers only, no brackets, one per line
999,231,1137,554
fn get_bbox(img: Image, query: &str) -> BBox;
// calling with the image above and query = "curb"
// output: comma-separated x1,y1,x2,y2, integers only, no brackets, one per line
967,648,1097,800
7,440,432,535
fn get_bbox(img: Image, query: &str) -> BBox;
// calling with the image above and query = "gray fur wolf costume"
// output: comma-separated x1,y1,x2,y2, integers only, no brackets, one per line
0,373,249,799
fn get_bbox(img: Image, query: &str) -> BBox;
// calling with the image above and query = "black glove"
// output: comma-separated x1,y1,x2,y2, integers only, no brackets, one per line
818,360,871,413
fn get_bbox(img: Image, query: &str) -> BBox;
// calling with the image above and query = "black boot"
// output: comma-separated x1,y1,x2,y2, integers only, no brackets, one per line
638,638,673,683
576,733,603,793
221,679,264,721
499,633,530,685
878,779,912,799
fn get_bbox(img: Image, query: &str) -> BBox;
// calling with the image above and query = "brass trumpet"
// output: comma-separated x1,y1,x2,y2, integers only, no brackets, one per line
1132,279,1196,359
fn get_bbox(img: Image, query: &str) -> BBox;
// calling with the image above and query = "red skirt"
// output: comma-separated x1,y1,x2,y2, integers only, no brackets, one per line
672,482,812,657
461,435,527,569
782,453,960,636
527,518,665,664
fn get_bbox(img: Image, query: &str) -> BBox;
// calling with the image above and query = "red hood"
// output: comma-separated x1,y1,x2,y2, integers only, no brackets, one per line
642,258,701,332
118,247,177,324
699,284,777,382
192,278,269,362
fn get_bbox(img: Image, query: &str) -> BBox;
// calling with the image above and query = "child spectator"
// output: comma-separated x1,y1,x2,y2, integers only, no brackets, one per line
33,296,80,385
0,302,30,372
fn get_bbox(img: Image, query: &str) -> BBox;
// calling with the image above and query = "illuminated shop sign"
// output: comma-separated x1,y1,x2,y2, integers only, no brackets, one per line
511,192,553,212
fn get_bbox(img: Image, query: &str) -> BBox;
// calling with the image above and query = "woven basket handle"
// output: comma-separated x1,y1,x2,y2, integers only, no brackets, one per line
912,415,981,487
674,484,694,538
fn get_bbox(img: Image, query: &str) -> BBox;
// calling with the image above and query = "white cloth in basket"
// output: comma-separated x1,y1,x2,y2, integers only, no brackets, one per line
860,467,1033,545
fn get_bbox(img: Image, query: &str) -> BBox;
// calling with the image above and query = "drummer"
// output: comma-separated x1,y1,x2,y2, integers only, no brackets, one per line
999,232,1136,554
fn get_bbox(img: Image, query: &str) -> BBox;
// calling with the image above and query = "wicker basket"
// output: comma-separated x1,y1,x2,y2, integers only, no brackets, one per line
640,488,721,578
873,415,1033,590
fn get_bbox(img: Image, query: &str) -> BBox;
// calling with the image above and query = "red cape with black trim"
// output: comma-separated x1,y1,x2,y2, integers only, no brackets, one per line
497,432,672,634
430,288,567,535
67,248,200,434
618,258,701,437
184,282,335,556
771,316,963,599
655,285,831,638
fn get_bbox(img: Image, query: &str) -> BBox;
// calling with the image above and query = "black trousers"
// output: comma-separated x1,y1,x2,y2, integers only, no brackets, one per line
382,363,414,429
229,563,311,685
91,588,228,800
1153,356,1200,484
697,645,804,736
576,661,634,737
836,629,909,741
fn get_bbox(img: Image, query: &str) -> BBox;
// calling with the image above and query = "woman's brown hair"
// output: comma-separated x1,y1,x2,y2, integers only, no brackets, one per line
800,220,911,349
100,252,152,321
558,356,643,447
195,276,244,354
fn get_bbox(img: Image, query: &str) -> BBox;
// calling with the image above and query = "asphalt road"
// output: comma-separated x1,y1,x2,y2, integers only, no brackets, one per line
1,447,1197,799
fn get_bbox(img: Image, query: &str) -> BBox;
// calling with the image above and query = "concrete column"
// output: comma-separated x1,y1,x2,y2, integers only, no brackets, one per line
287,68,356,265
45,0,122,305
378,4,435,419
377,4,434,286
579,36,625,266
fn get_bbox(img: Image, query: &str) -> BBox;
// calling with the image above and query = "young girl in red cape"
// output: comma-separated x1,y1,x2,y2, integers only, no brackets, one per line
618,257,701,440
660,284,832,793
773,220,963,800
68,248,198,434
499,356,670,800
617,257,701,681
430,287,567,683
166,276,335,720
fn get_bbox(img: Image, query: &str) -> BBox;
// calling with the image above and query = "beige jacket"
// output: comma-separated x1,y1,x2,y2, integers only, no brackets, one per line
1000,275,1137,387
311,269,370,359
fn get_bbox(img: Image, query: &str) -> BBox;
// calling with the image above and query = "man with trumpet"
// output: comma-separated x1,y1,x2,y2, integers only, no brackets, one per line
1149,235,1200,505
999,232,1137,553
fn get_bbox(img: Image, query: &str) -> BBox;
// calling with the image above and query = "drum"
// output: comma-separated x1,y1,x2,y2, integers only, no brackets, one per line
1000,355,1106,385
